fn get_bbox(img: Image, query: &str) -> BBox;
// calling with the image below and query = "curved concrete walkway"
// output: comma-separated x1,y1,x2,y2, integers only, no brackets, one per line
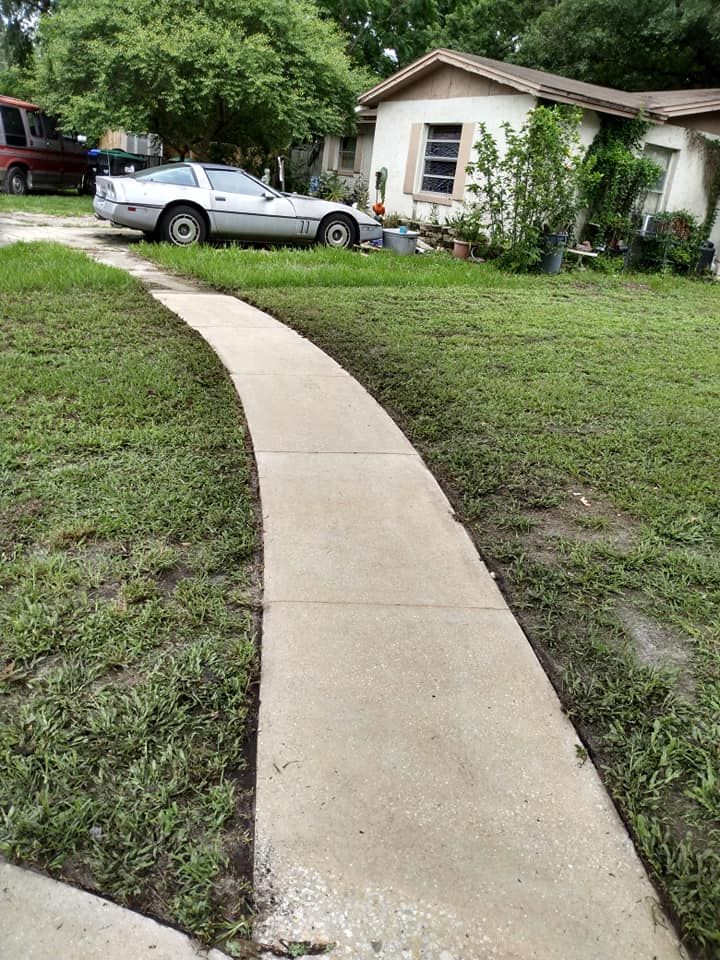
156,291,683,960
0,216,686,959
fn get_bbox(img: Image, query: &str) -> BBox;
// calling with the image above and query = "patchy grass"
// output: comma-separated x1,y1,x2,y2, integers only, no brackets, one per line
0,242,259,947
140,243,720,957
0,192,94,217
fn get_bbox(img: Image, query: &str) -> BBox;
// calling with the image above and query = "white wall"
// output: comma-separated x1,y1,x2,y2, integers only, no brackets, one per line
641,123,720,246
369,94,720,244
369,94,535,220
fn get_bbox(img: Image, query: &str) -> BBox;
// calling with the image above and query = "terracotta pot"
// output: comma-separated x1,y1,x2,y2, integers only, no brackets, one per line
452,239,470,260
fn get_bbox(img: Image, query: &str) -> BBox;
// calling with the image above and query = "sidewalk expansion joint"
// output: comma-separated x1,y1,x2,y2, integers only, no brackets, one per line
262,598,509,611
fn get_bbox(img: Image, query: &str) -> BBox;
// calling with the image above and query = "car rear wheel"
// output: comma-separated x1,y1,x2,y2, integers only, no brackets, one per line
4,166,28,195
319,213,358,249
160,205,207,246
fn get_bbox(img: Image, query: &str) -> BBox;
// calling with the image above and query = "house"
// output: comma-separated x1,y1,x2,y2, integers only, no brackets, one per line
290,108,376,194
349,48,720,247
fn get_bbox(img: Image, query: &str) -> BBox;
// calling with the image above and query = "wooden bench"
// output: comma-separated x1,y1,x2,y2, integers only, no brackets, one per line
565,247,599,269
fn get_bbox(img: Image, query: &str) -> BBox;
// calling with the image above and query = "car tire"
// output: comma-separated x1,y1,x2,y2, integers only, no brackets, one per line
159,205,207,246
319,213,358,249
4,166,28,195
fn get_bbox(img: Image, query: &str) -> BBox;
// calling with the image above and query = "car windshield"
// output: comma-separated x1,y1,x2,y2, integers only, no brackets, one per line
131,164,198,186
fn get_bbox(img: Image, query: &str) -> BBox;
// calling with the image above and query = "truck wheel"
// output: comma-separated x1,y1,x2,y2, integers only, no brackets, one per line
5,166,28,195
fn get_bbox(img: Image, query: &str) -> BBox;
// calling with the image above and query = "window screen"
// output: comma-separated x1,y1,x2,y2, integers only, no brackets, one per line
0,107,27,147
421,124,462,195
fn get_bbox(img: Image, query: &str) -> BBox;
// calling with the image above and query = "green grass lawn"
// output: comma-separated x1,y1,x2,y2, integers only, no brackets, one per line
0,193,94,217
140,243,720,957
0,243,259,948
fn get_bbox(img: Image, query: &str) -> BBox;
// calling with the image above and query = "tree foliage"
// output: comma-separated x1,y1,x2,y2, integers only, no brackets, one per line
314,0,441,75
516,0,720,90
34,0,367,157
441,0,551,64
1,0,52,67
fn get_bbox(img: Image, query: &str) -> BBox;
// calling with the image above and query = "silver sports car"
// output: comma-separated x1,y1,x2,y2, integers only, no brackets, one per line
93,161,383,248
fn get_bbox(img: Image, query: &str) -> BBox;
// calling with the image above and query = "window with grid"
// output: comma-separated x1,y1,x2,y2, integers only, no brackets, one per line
339,136,357,172
421,124,462,195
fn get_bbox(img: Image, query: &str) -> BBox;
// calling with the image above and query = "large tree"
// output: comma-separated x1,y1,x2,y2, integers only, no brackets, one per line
35,0,368,157
314,0,441,75
1,0,52,66
440,0,552,64
515,0,720,90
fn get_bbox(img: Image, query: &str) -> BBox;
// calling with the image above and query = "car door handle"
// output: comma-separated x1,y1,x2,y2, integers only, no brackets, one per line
214,195,226,201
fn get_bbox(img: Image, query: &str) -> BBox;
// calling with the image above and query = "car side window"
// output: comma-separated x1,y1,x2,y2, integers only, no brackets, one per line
26,110,43,138
206,169,268,196
135,165,198,186
43,115,60,140
0,106,27,147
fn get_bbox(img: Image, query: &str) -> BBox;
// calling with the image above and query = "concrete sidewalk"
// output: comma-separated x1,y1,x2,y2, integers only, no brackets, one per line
152,290,685,960
0,217,686,959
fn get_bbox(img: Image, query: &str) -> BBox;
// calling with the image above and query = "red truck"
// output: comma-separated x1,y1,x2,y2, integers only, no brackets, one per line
0,94,87,194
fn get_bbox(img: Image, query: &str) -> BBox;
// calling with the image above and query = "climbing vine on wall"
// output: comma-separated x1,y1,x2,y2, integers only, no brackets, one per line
689,130,720,236
581,116,662,246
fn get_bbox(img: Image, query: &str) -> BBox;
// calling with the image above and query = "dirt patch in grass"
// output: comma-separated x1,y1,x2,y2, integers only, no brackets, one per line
528,486,639,551
616,601,695,696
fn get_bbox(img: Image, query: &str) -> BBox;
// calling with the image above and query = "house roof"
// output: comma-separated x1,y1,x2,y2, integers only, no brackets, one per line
358,48,720,123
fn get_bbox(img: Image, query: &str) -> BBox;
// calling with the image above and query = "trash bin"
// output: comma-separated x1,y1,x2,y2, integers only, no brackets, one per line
81,149,156,195
382,228,419,255
697,241,715,273
539,233,568,274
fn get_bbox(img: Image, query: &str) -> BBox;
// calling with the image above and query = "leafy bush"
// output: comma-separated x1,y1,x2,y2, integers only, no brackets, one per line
446,204,487,245
465,105,592,270
582,118,662,247
630,210,706,274
318,170,350,203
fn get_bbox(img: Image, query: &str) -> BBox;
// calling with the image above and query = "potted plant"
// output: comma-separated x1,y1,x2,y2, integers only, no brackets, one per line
447,205,485,259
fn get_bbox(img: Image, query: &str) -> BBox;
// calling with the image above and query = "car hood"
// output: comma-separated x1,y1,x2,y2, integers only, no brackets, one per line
287,193,378,226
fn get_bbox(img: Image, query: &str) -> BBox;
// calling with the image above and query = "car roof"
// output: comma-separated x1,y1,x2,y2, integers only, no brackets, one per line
0,94,40,110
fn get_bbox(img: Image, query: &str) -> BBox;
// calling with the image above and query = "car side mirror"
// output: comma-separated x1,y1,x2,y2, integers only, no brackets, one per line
262,191,274,200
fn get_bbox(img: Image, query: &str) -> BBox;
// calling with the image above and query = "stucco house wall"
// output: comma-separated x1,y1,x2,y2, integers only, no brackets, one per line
371,93,534,220
358,51,720,243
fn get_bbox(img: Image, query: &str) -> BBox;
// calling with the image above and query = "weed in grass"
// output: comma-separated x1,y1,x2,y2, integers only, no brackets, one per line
136,243,720,954
0,242,259,944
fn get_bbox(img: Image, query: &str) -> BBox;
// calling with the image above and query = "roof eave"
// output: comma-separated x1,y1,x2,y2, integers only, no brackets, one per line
660,102,720,117
358,48,666,121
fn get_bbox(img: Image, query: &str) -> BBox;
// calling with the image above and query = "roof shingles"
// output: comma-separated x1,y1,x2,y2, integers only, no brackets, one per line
359,49,720,122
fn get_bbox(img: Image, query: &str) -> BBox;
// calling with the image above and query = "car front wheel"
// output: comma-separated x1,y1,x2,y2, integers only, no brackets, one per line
319,213,358,249
4,166,28,195
159,205,207,246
